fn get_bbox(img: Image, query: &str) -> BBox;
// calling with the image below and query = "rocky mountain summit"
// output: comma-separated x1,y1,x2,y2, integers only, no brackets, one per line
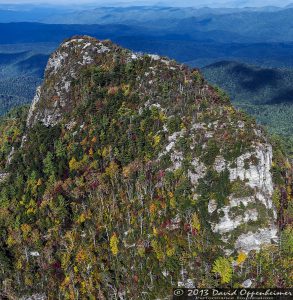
27,37,116,127
0,36,292,299
26,36,278,252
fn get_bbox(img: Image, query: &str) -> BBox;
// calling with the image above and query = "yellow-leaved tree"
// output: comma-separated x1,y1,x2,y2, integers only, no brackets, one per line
236,252,247,265
191,212,201,231
110,233,119,256
212,257,232,284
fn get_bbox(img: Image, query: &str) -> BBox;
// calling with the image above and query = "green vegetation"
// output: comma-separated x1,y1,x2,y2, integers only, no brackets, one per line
0,38,291,299
237,103,293,137
231,180,254,198
203,61,293,137
0,50,48,116
212,257,232,284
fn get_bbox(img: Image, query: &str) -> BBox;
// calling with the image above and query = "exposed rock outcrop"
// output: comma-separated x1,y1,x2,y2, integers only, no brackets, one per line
210,144,277,252
0,172,9,183
27,36,119,127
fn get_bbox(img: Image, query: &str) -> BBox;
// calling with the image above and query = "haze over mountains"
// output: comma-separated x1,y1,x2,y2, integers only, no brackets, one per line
0,0,292,7
0,1,292,137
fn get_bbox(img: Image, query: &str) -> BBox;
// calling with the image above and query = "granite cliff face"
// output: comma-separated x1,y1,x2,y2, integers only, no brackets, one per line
211,144,277,253
0,36,291,299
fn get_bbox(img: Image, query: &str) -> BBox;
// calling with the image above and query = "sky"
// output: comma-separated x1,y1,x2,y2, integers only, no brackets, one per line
0,0,292,7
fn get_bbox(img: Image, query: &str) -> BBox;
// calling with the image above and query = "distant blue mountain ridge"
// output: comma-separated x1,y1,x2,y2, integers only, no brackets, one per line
0,3,292,124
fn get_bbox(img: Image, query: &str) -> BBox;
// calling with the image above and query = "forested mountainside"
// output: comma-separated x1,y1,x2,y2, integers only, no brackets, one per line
0,51,48,116
203,61,293,137
0,36,292,299
203,61,293,105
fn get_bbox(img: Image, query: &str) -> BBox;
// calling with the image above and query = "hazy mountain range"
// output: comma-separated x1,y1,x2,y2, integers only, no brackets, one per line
0,0,292,7
0,3,292,137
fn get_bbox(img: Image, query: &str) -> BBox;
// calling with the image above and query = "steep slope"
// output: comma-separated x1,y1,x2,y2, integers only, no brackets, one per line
0,36,292,299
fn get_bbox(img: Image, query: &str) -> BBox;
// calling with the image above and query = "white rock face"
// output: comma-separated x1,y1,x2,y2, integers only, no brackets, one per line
212,208,258,234
95,42,110,54
0,172,9,183
229,196,255,207
188,158,206,185
214,144,273,197
26,86,41,127
81,52,94,65
235,226,278,252
214,156,226,173
158,129,185,169
148,54,160,61
160,128,207,185
170,150,184,170
165,130,185,153
158,119,277,253
46,51,69,74
211,143,277,252
6,146,15,166
210,194,261,236
208,199,217,214
62,38,85,47
228,144,273,195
